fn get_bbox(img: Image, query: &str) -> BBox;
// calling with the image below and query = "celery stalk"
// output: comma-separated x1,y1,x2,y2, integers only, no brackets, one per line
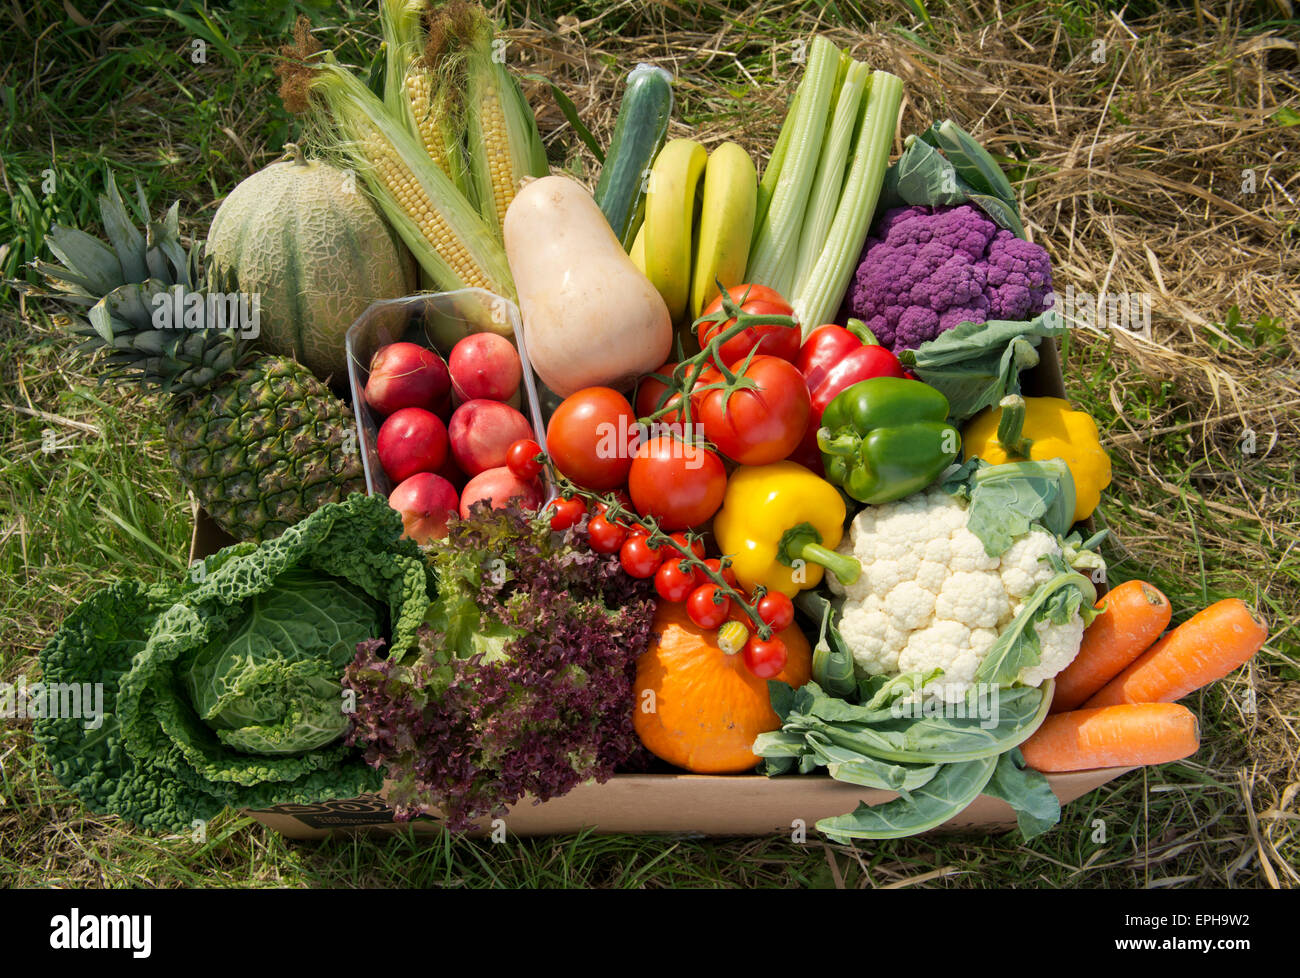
752,81,800,249
790,59,869,299
794,69,903,335
745,36,841,298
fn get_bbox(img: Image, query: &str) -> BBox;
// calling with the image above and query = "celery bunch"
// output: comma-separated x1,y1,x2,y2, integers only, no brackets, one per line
746,38,904,337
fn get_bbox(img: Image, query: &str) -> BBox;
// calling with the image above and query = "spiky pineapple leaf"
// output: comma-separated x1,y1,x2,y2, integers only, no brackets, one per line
88,302,117,345
99,174,149,283
43,226,124,295
29,259,102,296
102,279,168,330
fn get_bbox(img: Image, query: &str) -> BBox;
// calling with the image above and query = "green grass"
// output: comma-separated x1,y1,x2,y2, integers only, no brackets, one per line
2,0,1296,888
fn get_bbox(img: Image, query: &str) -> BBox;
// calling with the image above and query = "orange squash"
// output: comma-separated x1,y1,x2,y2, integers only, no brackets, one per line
633,600,812,774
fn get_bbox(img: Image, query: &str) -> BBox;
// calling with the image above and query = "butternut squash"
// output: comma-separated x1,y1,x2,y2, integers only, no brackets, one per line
504,175,672,397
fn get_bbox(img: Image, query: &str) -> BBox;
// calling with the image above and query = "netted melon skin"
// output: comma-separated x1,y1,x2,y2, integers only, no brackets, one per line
207,154,416,383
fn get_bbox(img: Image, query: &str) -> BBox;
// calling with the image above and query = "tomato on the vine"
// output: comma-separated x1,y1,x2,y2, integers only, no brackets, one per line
669,532,706,561
756,591,795,632
627,434,727,531
546,387,637,491
546,496,586,531
743,635,788,678
699,354,810,466
655,559,699,603
619,533,664,579
699,284,800,365
586,514,627,554
634,362,678,420
635,362,723,431
505,438,544,480
591,492,637,528
686,584,731,629
703,558,738,589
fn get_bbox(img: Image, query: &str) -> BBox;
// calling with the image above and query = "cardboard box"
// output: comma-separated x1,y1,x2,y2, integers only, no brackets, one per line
189,325,1128,840
241,770,1130,841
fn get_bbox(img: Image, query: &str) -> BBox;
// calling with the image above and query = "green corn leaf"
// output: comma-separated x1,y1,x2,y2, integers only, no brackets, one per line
525,72,603,164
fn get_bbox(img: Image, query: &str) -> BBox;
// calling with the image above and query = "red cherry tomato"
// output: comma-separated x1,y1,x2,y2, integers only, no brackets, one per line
627,434,727,531
703,558,739,589
547,496,586,531
655,558,699,603
505,438,544,480
669,532,706,561
686,584,731,629
699,355,811,466
699,284,800,365
586,514,627,554
756,592,795,632
743,635,788,678
546,387,637,491
619,533,665,579
592,493,637,530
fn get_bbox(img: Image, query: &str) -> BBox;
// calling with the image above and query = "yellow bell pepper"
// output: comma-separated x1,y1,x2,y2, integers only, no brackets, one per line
713,461,861,598
963,395,1111,524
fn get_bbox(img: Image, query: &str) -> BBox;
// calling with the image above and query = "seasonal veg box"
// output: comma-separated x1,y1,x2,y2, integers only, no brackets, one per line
35,3,1271,849
185,327,1126,841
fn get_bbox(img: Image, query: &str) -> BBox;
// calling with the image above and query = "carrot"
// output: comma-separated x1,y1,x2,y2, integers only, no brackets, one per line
1082,598,1269,709
1021,703,1200,772
1051,580,1172,713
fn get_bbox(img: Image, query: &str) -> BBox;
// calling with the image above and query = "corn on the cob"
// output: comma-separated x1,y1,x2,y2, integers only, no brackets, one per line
381,0,473,201
462,13,549,236
361,128,489,290
307,59,515,299
404,69,463,187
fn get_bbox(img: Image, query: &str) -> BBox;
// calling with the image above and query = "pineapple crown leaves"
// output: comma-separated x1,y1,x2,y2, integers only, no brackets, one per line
33,171,252,396
32,173,194,301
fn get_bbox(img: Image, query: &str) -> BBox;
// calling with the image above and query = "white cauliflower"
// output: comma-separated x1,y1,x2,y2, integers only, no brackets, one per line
827,485,1099,697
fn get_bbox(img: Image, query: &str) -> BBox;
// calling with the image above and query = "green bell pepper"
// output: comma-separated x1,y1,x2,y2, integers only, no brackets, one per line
816,376,961,504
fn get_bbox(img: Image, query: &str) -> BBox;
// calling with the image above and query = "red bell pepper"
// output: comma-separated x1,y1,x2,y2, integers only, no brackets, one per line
789,320,909,473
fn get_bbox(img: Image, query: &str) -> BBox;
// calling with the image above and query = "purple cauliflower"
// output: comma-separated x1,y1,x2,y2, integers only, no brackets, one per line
843,204,1053,352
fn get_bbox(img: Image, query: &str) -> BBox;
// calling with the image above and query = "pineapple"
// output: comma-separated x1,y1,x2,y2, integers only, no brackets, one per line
34,174,366,542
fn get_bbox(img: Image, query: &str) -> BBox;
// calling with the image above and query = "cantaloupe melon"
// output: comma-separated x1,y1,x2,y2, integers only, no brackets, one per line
206,144,416,382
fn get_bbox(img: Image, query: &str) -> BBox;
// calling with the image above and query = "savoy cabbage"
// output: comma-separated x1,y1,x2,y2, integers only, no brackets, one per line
36,494,429,832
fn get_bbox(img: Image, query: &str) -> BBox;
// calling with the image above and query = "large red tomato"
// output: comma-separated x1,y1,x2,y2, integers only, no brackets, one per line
699,355,811,465
546,387,636,491
628,435,727,530
698,284,800,365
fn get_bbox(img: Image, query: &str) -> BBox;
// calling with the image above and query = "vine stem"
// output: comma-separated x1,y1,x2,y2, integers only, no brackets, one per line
546,475,773,640
637,287,799,429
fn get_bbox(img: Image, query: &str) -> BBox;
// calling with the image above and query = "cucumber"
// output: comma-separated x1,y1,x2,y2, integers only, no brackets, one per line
594,63,674,249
